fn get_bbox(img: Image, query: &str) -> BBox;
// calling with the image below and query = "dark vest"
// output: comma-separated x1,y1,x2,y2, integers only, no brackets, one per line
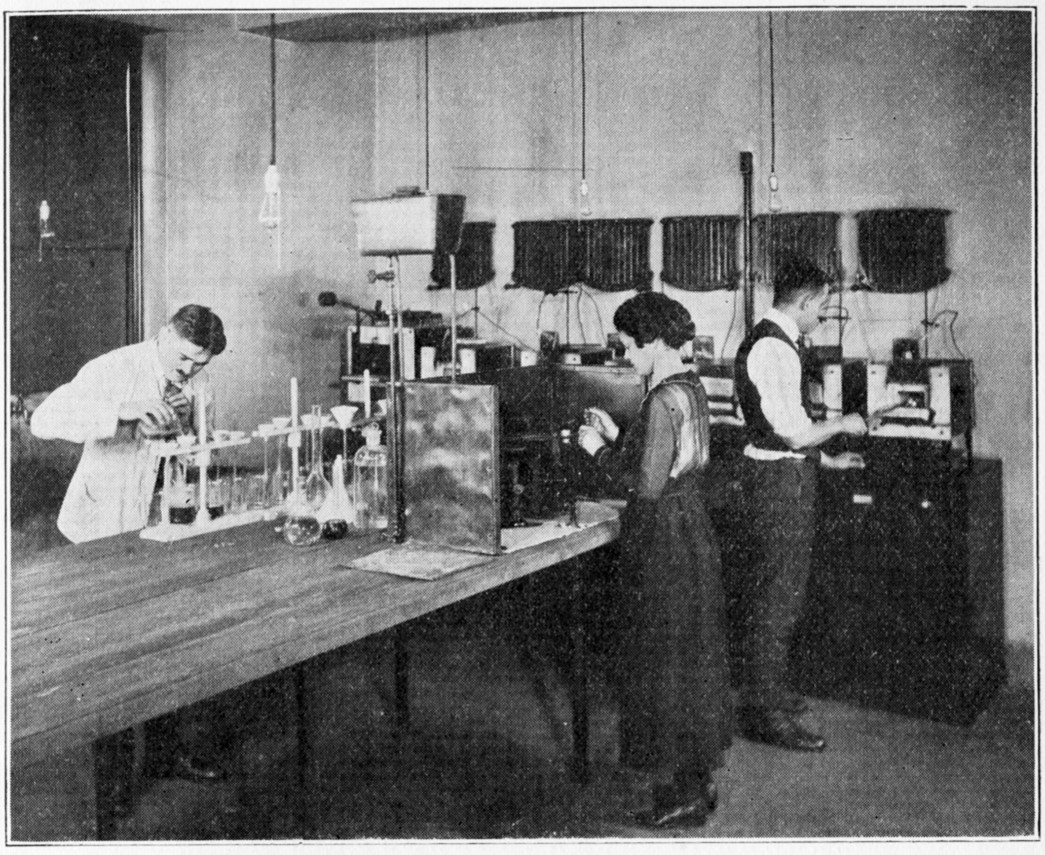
734,318,815,454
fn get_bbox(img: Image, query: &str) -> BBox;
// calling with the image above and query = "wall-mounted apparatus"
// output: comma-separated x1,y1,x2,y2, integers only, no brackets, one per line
661,215,741,291
856,208,950,294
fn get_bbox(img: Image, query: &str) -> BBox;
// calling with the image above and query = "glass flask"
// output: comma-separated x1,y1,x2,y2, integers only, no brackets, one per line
319,454,354,540
303,405,331,510
353,422,388,531
283,413,325,547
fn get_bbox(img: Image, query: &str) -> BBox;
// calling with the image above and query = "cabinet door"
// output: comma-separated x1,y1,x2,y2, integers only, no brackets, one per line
9,16,141,395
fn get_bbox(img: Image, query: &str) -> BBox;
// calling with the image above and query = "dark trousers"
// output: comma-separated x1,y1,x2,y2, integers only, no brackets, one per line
736,456,818,711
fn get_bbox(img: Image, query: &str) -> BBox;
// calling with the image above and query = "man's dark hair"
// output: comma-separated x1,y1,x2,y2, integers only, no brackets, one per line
772,254,830,308
169,304,226,355
613,291,695,350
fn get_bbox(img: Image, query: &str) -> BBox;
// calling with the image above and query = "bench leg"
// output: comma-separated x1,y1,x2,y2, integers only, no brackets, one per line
11,741,98,840
568,559,590,783
394,626,410,730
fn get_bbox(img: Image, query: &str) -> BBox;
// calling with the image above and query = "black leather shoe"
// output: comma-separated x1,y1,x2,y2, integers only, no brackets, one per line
170,752,228,782
739,707,826,752
634,781,716,829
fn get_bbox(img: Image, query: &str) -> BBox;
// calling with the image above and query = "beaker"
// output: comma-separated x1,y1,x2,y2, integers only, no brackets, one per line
169,453,198,525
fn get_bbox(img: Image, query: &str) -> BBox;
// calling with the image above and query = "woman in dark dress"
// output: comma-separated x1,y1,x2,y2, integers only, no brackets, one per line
578,292,732,829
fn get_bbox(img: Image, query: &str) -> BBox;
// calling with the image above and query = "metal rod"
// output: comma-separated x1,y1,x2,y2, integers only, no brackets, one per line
740,151,754,333
450,254,458,382
387,257,407,543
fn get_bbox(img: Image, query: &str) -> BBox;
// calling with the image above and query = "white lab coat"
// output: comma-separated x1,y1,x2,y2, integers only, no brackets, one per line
30,339,209,543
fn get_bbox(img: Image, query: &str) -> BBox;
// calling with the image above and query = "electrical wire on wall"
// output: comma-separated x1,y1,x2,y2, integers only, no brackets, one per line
576,285,606,345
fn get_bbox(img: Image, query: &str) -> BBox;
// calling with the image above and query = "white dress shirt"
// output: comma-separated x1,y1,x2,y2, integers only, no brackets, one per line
31,339,209,542
742,307,811,461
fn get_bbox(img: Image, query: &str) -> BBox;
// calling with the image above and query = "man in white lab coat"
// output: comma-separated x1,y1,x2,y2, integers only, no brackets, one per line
31,304,225,542
31,305,230,803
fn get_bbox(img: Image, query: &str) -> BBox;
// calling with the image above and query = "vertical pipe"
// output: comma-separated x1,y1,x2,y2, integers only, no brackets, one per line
387,258,407,543
450,254,458,382
740,151,754,333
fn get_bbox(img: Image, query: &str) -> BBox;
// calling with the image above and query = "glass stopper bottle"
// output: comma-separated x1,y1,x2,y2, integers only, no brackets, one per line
353,422,388,531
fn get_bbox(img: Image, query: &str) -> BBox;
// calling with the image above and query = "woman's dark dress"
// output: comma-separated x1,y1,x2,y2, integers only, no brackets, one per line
593,371,732,779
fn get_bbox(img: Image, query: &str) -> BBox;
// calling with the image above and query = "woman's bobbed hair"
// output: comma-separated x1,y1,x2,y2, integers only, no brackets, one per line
612,291,695,350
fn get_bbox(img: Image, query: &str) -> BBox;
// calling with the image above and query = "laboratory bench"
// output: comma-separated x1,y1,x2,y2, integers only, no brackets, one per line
10,501,620,841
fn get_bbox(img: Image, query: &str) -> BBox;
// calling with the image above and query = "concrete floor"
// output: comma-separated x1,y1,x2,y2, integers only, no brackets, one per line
112,576,1036,842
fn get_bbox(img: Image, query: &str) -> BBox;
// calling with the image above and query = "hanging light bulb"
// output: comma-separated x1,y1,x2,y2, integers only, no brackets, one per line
259,163,281,267
768,173,783,213
579,178,592,218
39,199,54,238
259,164,281,228
38,199,55,261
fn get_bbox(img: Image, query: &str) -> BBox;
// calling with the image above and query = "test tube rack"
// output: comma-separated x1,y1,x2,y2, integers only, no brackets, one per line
139,435,264,543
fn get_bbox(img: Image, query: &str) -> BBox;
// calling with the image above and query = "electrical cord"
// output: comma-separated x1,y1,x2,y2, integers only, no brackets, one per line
927,309,967,360
575,288,588,344
577,284,607,345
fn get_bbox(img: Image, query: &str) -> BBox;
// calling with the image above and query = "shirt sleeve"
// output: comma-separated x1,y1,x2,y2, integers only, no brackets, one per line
746,337,813,443
593,395,675,501
30,354,124,443
633,395,676,500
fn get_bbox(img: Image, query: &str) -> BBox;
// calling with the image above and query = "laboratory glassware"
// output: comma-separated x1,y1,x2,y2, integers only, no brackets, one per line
353,422,388,531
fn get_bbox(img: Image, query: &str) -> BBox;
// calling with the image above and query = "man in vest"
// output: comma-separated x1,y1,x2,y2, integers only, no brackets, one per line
732,255,868,751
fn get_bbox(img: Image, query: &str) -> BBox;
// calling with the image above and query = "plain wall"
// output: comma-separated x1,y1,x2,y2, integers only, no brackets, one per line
144,11,1034,652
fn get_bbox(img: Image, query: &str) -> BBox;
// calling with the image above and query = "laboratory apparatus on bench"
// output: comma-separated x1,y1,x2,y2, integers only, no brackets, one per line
140,394,260,542
865,358,973,443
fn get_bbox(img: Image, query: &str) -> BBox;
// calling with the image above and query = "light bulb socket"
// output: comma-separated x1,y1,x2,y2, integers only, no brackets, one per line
768,173,779,192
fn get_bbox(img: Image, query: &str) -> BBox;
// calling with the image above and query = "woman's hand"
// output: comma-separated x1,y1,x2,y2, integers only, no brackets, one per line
583,407,619,443
578,424,606,456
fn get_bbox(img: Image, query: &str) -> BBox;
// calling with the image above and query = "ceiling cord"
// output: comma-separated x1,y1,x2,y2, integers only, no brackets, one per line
269,14,276,165
424,29,430,192
768,11,776,174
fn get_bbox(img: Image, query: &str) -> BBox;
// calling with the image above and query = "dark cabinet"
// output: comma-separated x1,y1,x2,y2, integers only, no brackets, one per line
788,445,1005,725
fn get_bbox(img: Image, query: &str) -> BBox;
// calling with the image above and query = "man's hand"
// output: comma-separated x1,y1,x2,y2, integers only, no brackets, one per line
840,413,868,436
578,424,607,456
118,399,178,435
163,387,192,420
865,407,894,432
583,407,619,443
820,450,866,471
